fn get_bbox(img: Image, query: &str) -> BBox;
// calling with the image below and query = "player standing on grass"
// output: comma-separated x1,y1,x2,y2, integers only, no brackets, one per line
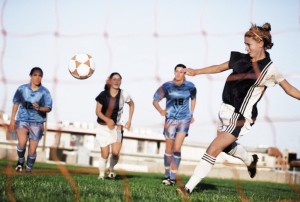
95,72,134,180
153,64,197,186
176,22,300,196
9,67,52,172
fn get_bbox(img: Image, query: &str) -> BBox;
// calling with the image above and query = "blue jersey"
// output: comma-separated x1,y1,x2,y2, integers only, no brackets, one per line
153,80,196,120
13,83,52,123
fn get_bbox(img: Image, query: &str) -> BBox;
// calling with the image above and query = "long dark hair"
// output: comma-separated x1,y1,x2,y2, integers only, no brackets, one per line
104,72,122,91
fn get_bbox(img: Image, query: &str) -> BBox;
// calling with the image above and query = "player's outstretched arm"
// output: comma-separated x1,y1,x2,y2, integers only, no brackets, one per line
279,80,300,100
184,61,230,76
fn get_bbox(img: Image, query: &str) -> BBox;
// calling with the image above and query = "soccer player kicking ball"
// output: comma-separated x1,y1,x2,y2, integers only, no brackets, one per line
176,22,300,197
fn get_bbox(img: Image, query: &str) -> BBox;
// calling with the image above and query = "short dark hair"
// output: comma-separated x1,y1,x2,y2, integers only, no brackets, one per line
174,64,186,71
29,67,43,77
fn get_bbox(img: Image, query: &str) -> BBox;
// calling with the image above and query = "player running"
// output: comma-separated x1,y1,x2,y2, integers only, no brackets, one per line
95,72,134,180
9,67,52,172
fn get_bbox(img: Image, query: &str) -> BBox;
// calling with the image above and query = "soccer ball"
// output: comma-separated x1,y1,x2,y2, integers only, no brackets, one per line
68,53,95,79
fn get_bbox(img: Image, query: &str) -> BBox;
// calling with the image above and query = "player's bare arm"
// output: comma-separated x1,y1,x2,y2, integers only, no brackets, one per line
125,100,135,129
96,102,115,129
183,62,230,76
279,79,300,100
152,100,167,116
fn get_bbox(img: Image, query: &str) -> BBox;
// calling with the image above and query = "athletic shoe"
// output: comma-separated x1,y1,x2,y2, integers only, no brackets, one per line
98,176,104,180
108,171,116,179
15,162,24,172
162,177,170,185
247,154,258,178
176,186,190,198
163,178,175,186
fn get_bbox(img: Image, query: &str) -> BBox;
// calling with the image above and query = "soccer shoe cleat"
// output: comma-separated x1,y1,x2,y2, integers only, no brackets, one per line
108,171,116,179
163,178,175,186
162,177,170,185
247,154,258,178
176,186,190,198
15,162,24,172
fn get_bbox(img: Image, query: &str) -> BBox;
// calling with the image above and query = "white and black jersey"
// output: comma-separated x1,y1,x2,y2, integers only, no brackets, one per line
95,89,131,125
222,51,284,123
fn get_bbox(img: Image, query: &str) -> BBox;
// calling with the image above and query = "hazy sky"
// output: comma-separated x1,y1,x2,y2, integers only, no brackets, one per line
0,0,299,154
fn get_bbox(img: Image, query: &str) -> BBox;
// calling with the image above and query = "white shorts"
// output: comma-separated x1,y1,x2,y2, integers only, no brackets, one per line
217,103,252,138
95,124,122,147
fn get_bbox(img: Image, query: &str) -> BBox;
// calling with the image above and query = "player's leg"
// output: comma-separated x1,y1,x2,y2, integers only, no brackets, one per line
99,145,109,180
219,102,258,177
163,138,174,185
182,131,236,193
223,142,258,178
108,127,123,179
26,139,39,172
169,133,186,184
15,122,28,172
162,119,176,185
25,122,44,172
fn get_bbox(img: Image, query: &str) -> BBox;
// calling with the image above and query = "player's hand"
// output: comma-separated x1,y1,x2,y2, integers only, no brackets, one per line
183,68,196,76
191,116,195,124
124,121,131,130
160,110,167,117
106,119,115,129
9,120,15,131
32,102,40,111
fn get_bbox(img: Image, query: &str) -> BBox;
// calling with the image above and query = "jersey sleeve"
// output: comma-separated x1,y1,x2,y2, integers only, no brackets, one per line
190,83,197,100
121,90,132,103
264,65,285,87
12,86,22,104
153,84,166,101
95,91,106,105
43,88,53,110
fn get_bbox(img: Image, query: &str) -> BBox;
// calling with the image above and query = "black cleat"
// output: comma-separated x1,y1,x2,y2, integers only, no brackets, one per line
162,176,170,185
163,178,175,186
176,186,190,198
15,162,24,172
247,154,258,178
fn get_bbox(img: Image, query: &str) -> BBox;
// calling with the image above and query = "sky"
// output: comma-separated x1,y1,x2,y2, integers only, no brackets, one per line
0,0,300,154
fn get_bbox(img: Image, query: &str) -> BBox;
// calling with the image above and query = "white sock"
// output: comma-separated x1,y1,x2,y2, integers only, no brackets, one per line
185,153,216,192
109,155,119,172
228,144,252,166
99,156,107,177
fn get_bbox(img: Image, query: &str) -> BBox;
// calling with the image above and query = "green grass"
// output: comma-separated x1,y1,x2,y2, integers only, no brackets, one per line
0,159,299,202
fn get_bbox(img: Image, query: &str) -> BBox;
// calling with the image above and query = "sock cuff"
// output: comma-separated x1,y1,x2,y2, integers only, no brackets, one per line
173,152,181,157
164,152,172,157
202,153,216,165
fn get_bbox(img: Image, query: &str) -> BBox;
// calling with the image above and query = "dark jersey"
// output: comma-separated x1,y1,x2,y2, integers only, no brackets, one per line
222,51,284,122
95,89,131,125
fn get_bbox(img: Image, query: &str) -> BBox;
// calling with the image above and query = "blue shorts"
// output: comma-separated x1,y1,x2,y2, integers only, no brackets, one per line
16,121,44,141
163,118,191,140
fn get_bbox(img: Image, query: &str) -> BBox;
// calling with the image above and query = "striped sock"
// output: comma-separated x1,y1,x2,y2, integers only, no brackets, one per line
164,152,172,178
26,153,37,171
185,153,216,192
17,145,26,164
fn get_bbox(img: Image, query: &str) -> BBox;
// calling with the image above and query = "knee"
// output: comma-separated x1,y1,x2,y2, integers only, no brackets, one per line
206,146,221,157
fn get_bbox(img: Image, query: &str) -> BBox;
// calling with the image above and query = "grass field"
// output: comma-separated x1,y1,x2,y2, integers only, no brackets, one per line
0,159,299,202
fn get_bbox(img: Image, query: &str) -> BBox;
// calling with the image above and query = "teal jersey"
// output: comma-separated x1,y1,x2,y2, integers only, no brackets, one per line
13,83,52,123
153,80,196,120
